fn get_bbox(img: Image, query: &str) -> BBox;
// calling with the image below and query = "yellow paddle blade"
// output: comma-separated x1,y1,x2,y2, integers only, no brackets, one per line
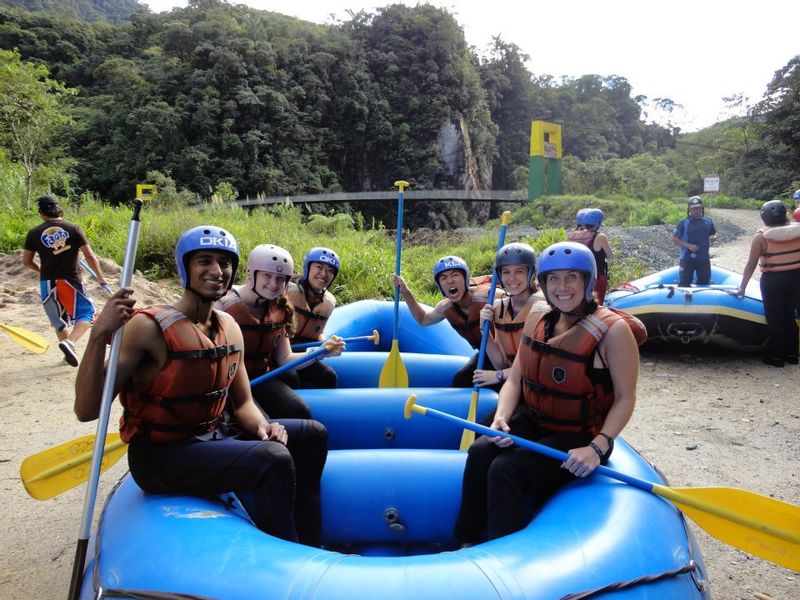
0,323,49,354
20,433,128,501
654,484,800,572
378,339,408,388
459,390,480,450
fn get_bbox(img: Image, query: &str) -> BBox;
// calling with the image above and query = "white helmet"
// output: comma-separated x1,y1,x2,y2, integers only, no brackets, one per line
246,244,294,292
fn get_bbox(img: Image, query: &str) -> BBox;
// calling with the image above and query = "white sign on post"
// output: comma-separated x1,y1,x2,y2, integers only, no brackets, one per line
704,176,720,192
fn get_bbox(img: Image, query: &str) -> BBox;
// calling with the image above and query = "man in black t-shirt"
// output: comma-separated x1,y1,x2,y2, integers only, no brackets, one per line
22,195,108,366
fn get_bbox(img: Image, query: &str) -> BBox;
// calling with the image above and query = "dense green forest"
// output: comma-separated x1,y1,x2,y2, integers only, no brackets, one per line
0,0,798,229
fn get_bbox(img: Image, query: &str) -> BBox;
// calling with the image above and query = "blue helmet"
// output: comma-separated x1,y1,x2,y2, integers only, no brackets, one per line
495,243,536,290
303,247,340,284
537,242,597,303
175,225,239,290
576,208,604,228
793,189,800,201
433,255,469,295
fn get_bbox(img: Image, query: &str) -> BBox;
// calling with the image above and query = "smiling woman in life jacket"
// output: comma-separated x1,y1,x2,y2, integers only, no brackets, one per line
74,226,328,546
285,247,341,389
734,200,800,367
216,245,345,419
454,242,645,544
472,243,546,390
393,255,506,389
567,208,613,303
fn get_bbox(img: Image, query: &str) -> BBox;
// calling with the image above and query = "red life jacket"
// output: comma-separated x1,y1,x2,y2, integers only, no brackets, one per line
517,306,645,436
286,280,335,343
119,306,241,444
492,296,536,366
217,291,288,377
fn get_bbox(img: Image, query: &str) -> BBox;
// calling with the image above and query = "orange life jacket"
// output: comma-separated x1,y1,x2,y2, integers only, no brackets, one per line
517,306,646,436
443,289,486,349
217,291,288,377
286,280,335,343
759,225,800,272
493,296,535,366
119,306,241,444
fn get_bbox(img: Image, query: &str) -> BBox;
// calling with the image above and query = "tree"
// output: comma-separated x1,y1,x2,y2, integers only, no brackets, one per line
0,48,74,207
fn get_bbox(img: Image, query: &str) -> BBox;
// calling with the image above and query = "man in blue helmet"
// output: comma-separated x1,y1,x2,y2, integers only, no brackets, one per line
74,225,328,546
393,255,506,389
671,196,717,286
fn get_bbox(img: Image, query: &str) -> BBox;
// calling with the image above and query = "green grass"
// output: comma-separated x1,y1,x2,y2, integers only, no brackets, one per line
1,193,747,305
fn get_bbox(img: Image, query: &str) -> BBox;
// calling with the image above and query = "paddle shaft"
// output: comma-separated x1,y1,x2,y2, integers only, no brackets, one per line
460,211,511,449
69,199,143,600
392,183,406,340
291,331,376,351
79,258,113,294
249,344,332,387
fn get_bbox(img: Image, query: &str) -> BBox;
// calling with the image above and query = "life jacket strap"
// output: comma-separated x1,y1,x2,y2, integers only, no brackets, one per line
169,343,241,360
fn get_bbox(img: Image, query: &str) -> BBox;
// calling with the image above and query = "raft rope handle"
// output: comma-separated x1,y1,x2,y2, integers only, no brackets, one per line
558,560,702,600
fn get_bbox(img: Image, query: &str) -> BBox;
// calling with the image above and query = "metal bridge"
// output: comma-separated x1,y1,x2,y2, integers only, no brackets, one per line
234,189,527,208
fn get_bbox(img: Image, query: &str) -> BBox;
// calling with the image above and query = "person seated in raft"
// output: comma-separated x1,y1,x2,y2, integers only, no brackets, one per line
454,241,645,543
393,255,506,389
733,200,800,368
216,244,345,419
286,247,341,389
567,208,613,303
74,225,328,547
472,242,545,389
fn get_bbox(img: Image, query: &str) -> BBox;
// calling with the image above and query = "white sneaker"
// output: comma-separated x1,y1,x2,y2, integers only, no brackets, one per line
58,340,78,367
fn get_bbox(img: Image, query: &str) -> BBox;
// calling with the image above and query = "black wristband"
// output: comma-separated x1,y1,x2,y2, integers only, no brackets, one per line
598,432,615,455
588,442,604,461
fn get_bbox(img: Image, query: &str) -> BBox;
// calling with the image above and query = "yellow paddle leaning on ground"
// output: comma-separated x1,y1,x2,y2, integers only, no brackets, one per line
405,394,800,572
0,323,49,353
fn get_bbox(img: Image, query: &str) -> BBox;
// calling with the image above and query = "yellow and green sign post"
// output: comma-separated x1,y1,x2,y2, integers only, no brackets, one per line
527,121,562,200
135,184,157,202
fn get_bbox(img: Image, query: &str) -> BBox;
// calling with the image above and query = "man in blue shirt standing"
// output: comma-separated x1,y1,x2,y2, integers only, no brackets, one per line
671,196,717,286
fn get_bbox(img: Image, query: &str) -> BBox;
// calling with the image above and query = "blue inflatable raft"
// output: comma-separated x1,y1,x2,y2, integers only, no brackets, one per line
605,266,767,350
79,300,710,599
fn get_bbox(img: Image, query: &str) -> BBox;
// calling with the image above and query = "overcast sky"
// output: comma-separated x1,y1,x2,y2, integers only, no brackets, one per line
142,0,799,132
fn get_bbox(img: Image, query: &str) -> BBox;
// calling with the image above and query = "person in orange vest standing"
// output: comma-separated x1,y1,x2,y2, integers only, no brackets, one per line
734,200,800,367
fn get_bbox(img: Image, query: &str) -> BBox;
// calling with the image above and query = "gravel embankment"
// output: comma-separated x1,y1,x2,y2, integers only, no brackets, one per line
471,217,747,275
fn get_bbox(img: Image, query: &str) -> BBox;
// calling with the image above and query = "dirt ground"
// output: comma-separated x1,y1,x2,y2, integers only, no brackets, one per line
0,209,798,599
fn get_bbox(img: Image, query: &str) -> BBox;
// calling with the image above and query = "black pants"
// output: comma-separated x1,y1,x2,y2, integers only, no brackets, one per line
128,418,328,546
450,352,503,392
678,256,711,286
760,269,800,361
453,407,595,543
252,375,312,419
294,360,338,389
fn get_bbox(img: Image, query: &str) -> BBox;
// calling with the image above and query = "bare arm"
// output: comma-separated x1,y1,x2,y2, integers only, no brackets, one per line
671,233,699,253
22,249,39,274
74,288,138,421
595,233,613,259
226,354,287,444
735,234,764,296
79,244,108,286
391,274,443,326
